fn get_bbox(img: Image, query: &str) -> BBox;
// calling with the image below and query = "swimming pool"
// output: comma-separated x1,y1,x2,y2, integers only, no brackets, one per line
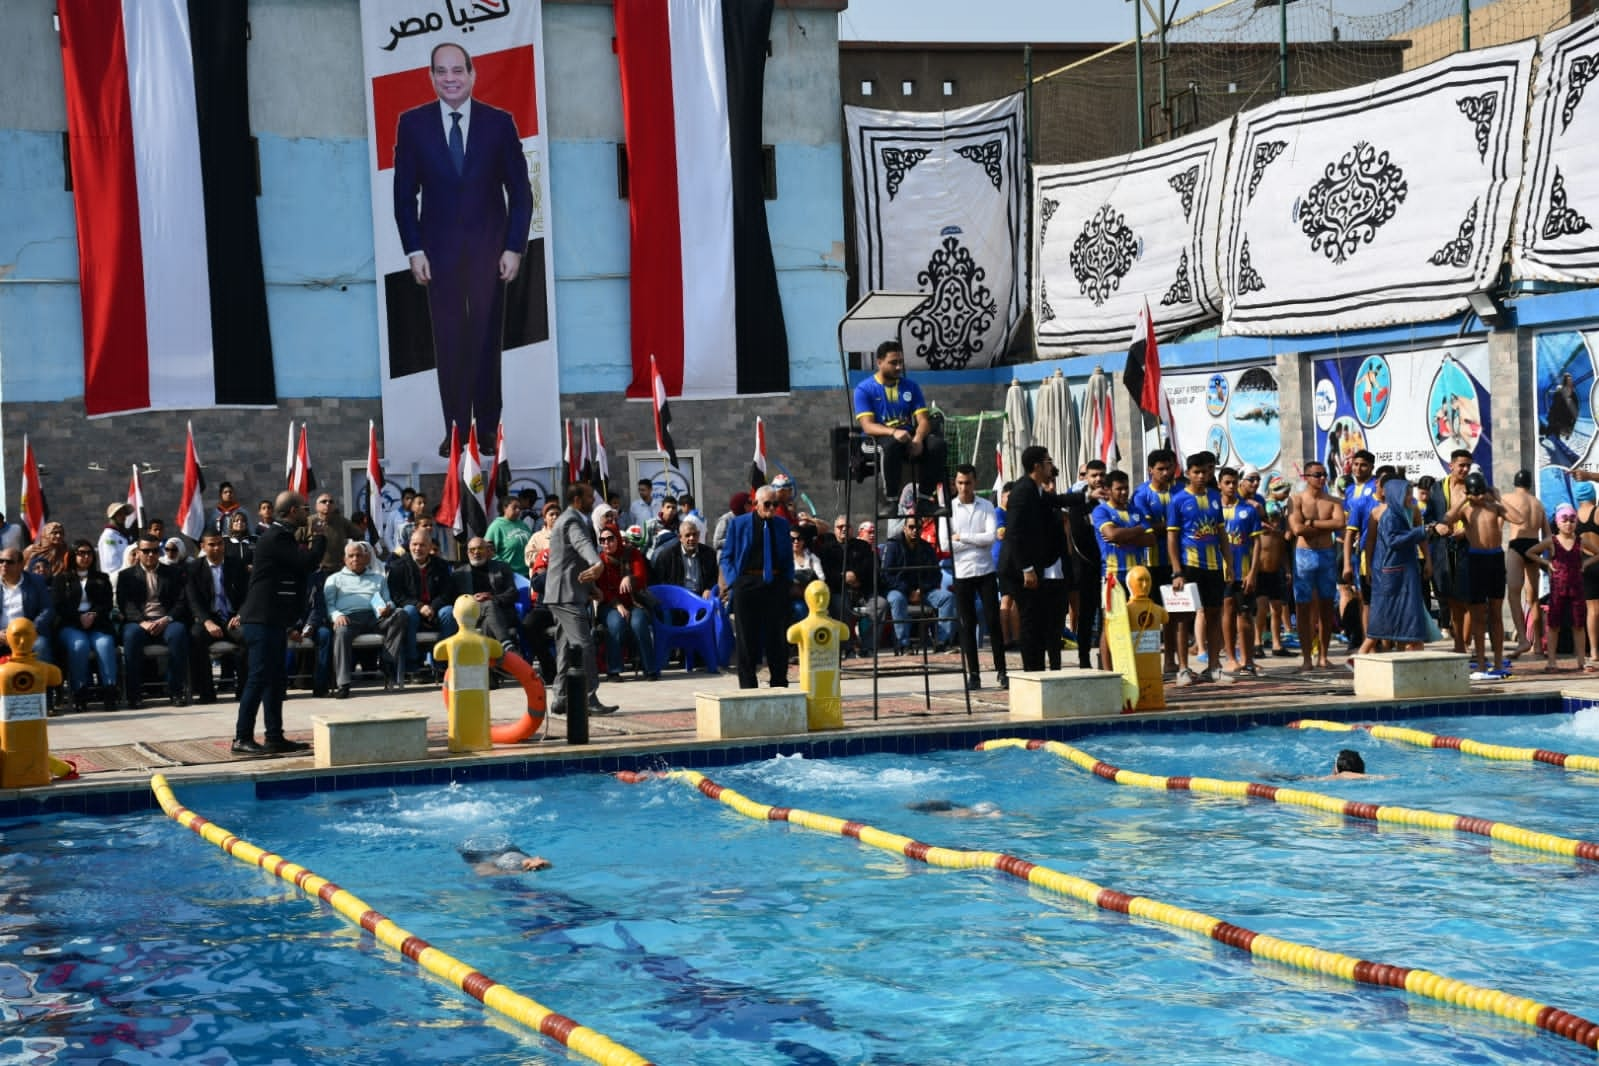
7,711,1599,1064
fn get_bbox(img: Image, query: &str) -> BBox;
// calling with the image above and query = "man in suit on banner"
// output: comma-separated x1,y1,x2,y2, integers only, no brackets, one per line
393,42,533,453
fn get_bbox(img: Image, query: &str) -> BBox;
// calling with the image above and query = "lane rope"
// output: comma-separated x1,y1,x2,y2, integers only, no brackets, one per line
975,737,1599,862
149,774,653,1066
1289,719,1599,773
619,769,1599,1053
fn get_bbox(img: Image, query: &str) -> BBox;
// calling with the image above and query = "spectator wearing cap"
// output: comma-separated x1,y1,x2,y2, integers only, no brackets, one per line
769,474,798,524
1526,503,1593,671
100,502,135,577
1435,469,1524,677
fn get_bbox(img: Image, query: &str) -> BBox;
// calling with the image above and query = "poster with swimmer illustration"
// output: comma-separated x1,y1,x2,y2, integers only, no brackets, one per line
1533,329,1599,514
1159,364,1280,472
1311,342,1491,482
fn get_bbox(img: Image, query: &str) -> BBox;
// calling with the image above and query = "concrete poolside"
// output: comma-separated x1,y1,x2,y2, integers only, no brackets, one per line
8,645,1594,803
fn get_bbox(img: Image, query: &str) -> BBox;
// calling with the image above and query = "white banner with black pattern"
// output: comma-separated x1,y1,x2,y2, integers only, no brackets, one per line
845,94,1026,370
1032,119,1230,355
1514,14,1599,283
1219,40,1535,336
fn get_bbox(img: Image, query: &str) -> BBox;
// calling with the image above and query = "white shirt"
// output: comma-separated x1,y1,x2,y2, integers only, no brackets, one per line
629,499,656,531
0,579,22,626
949,495,999,579
437,97,473,149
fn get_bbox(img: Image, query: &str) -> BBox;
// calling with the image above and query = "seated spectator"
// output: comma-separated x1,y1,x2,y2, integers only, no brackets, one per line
0,547,55,666
647,496,681,560
53,539,117,711
24,521,69,578
224,510,255,569
818,514,887,654
116,534,191,708
596,525,657,680
650,515,720,599
160,536,188,570
519,546,557,683
324,541,406,698
526,499,561,561
453,536,521,649
186,531,247,705
390,528,456,673
485,497,532,577
789,524,826,620
290,568,333,698
881,516,955,651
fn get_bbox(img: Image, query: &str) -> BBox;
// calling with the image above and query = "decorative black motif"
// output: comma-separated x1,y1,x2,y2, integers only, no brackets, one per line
1169,166,1199,220
1456,92,1498,162
881,147,929,200
954,140,1004,190
1160,250,1193,307
1039,276,1056,325
903,236,999,370
1069,204,1140,307
1248,141,1287,202
1237,235,1265,295
1428,200,1478,268
1542,167,1593,241
1040,197,1059,242
1563,54,1599,132
1298,142,1408,265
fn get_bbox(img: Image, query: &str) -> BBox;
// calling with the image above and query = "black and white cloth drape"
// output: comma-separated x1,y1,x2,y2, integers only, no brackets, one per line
1515,13,1599,283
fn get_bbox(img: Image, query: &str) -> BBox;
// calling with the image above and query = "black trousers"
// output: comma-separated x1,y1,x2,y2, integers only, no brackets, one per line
731,575,789,689
951,572,1004,678
1016,578,1071,672
880,432,949,499
1075,560,1101,668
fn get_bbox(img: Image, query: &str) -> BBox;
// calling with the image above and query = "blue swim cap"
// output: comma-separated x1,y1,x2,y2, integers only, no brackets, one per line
1577,481,1596,505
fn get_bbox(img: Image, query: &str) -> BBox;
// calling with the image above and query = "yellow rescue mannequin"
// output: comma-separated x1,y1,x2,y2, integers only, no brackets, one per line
0,617,65,788
1104,565,1168,712
786,582,851,730
432,595,502,752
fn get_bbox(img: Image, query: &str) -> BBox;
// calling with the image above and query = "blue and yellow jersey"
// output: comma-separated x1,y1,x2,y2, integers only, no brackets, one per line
1132,482,1174,567
853,375,929,430
1345,491,1379,577
1167,487,1225,571
1092,502,1148,577
1223,499,1262,581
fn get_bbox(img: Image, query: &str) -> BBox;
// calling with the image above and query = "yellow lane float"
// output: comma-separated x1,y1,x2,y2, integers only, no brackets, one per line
1289,719,1599,773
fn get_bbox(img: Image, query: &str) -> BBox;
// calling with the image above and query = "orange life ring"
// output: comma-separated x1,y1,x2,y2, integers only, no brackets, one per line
440,650,547,743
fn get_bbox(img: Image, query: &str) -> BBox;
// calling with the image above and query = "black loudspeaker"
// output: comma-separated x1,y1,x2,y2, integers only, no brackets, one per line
831,426,877,483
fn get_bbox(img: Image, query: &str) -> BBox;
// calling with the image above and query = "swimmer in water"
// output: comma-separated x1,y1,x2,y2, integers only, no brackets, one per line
1319,749,1387,780
459,845,552,875
906,800,1002,818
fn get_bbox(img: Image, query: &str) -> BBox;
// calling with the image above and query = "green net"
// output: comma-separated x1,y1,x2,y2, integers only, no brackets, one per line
1030,0,1572,166
940,409,1008,497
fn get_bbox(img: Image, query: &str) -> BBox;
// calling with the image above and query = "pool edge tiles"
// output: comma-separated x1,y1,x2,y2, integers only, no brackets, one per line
0,689,1567,818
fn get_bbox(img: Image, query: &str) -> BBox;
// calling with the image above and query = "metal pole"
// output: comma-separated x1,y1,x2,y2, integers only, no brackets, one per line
1157,0,1169,133
1024,44,1034,164
1134,0,1147,148
1278,0,1289,98
1461,0,1470,51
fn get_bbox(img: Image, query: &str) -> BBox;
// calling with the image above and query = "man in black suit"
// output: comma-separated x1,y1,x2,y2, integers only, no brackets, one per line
390,528,456,674
187,531,248,704
1003,445,1068,673
649,515,720,597
393,41,534,448
234,492,326,755
454,536,521,648
116,533,192,708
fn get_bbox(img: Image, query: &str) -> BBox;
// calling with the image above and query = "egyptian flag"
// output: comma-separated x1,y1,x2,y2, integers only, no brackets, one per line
616,0,788,400
1122,299,1177,455
460,423,490,538
651,356,681,470
749,416,768,489
435,424,463,538
593,419,611,495
578,420,596,487
126,463,146,530
289,425,316,498
366,421,385,510
487,423,511,517
19,437,47,541
176,422,207,541
58,0,274,416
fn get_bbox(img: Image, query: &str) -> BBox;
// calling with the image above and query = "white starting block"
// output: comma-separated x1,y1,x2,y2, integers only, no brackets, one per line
695,690,809,740
1352,651,1470,700
311,711,430,768
1008,670,1127,720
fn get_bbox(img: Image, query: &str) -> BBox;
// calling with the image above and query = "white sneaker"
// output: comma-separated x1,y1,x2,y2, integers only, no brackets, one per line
1172,668,1199,687
1210,669,1236,686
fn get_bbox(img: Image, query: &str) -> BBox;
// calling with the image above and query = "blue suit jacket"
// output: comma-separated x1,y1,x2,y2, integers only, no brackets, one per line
392,99,533,263
719,513,795,586
8,570,53,635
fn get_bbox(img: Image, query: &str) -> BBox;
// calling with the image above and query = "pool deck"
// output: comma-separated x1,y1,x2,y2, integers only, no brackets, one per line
7,645,1596,806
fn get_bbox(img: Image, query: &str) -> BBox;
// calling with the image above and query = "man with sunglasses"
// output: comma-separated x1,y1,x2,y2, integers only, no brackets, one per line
0,549,54,667
116,534,191,708
1289,463,1346,670
719,485,795,688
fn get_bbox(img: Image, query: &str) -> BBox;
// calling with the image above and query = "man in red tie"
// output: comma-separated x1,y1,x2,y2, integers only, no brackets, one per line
718,485,795,688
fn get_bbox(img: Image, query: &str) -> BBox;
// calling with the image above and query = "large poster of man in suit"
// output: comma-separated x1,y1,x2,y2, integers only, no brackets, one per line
361,1,561,471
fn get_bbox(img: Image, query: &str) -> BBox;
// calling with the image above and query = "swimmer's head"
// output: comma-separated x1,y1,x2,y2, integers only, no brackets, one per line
1335,749,1365,774
970,801,999,816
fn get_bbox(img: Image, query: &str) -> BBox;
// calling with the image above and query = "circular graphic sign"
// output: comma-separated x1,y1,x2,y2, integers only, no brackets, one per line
1206,374,1230,417
1352,355,1392,428
1313,377,1338,432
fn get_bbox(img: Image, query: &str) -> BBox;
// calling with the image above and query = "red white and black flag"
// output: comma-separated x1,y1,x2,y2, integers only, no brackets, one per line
487,423,511,518
288,425,316,498
58,0,274,416
435,424,463,539
1123,299,1179,458
126,464,146,530
366,421,385,509
460,423,490,539
651,355,681,470
749,416,768,489
19,437,47,542
176,422,207,541
617,0,788,400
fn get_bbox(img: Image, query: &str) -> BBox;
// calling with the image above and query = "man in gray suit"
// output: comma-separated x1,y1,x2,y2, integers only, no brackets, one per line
546,482,616,716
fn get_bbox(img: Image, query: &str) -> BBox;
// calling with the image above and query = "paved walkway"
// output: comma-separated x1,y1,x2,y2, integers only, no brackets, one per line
16,646,1590,797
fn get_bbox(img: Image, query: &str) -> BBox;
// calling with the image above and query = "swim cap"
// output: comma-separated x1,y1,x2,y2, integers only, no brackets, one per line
1465,472,1488,496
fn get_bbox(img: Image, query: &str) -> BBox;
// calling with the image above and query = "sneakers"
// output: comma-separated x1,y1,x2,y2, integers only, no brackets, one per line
1172,668,1199,687
1208,669,1236,686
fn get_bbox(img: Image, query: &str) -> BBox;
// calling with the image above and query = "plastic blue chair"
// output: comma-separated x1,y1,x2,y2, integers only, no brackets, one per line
649,584,724,674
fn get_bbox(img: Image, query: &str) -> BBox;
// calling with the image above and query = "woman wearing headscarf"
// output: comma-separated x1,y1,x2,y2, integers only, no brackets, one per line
24,521,69,577
1363,478,1431,650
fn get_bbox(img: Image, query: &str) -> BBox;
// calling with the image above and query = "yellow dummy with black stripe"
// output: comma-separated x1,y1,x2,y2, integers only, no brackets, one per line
786,582,850,730
433,595,502,752
0,618,64,788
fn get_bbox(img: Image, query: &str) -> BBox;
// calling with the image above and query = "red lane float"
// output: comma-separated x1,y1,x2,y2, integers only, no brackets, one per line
438,651,547,744
976,737,1599,862
620,769,1599,1053
1288,719,1599,773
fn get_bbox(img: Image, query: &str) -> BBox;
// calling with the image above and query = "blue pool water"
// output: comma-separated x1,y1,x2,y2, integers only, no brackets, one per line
7,711,1599,1064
